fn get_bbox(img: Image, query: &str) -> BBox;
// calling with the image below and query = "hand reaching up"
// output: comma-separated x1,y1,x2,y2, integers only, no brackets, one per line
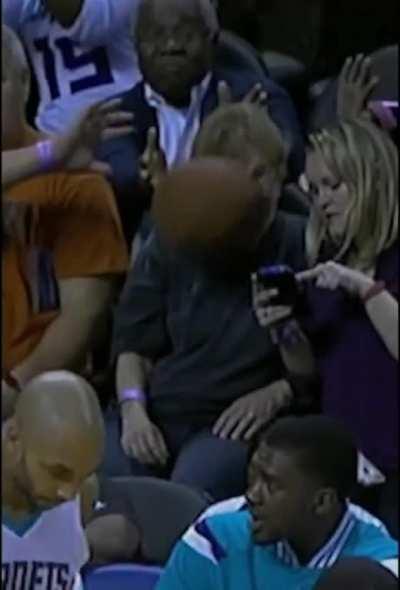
218,81,268,109
54,98,134,175
337,54,379,122
139,127,167,189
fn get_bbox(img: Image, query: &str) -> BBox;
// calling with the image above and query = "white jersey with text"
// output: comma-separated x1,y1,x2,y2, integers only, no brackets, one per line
3,0,141,133
2,496,88,590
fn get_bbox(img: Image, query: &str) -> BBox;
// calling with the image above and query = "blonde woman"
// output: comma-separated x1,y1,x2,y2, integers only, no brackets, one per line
254,119,398,535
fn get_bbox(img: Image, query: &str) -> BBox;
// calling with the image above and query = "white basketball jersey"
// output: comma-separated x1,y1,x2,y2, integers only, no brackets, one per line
2,496,89,590
3,0,142,133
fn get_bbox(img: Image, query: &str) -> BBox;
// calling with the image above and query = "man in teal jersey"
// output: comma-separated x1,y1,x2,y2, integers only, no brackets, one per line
157,416,398,590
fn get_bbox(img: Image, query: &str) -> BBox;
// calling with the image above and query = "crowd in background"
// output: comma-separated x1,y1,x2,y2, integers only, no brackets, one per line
2,1,398,589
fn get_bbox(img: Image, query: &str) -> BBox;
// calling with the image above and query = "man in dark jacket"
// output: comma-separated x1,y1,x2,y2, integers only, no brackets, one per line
103,104,309,502
98,0,305,245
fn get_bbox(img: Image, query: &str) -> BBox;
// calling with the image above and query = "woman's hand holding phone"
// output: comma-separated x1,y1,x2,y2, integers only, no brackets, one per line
252,274,293,330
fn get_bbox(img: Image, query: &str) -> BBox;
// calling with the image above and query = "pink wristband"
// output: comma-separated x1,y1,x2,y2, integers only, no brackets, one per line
36,140,55,171
119,388,146,405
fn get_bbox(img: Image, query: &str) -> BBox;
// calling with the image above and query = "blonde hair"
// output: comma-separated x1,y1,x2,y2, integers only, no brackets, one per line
193,102,288,181
306,120,398,269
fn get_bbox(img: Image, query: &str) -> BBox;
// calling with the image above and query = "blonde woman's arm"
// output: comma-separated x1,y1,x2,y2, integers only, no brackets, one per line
363,289,398,360
298,261,398,360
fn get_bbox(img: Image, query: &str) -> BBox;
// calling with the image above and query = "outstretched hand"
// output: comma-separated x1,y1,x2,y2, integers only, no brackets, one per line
54,98,135,175
218,81,268,109
139,127,167,189
297,261,374,298
337,54,379,122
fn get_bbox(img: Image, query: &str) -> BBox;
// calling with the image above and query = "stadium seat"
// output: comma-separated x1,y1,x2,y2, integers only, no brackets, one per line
83,564,163,590
217,30,270,80
262,52,306,91
112,477,209,565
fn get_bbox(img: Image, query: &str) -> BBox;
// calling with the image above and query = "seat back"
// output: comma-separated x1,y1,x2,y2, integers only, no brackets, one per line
112,477,209,565
84,564,163,590
216,30,270,79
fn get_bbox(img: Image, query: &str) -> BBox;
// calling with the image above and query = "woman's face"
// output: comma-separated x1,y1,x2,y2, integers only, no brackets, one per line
305,150,350,242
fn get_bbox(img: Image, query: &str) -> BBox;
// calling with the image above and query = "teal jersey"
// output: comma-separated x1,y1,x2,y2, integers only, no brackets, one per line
157,498,398,590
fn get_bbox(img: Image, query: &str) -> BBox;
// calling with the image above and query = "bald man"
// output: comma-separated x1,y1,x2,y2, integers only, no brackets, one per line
2,371,104,590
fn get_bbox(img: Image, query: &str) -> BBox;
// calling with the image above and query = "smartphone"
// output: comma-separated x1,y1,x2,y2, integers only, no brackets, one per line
256,265,299,306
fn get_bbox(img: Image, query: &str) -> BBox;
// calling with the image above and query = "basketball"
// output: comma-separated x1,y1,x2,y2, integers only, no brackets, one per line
151,158,267,256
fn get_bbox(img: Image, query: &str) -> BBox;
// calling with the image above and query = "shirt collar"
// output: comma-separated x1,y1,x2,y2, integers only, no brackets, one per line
276,506,356,570
144,73,212,111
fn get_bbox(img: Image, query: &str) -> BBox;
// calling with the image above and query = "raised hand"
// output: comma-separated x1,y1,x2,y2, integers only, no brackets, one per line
218,81,268,108
55,98,134,175
139,127,167,189
337,54,379,122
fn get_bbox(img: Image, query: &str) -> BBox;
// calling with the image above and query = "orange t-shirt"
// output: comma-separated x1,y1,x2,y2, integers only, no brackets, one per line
3,170,129,372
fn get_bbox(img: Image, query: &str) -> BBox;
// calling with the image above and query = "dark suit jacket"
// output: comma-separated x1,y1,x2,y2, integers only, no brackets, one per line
99,63,305,245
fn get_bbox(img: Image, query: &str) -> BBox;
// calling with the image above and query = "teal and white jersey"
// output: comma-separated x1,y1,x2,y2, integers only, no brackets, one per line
157,497,398,590
2,496,88,590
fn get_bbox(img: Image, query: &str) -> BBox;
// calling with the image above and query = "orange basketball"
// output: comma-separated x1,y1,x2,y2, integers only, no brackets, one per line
151,158,266,255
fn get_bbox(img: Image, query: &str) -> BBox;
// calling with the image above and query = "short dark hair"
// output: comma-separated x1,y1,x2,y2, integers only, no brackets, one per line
257,415,358,500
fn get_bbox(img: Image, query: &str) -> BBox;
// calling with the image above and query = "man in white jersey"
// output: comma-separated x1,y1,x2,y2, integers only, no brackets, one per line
3,0,141,133
2,371,105,590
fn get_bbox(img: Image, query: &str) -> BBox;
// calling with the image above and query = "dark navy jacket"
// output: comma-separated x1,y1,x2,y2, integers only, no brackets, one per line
112,212,307,423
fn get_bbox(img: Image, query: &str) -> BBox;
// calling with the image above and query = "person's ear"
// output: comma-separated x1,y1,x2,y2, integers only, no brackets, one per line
313,488,338,517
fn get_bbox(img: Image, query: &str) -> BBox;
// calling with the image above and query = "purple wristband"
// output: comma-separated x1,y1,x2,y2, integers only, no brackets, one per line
36,140,55,171
119,388,146,405
271,319,302,347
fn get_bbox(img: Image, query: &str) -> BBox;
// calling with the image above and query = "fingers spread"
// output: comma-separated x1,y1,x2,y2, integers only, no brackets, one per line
101,126,135,142
243,419,264,441
230,412,255,441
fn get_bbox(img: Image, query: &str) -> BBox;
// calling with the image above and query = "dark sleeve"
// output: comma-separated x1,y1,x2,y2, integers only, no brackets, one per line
111,232,171,360
96,132,148,246
259,77,305,180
